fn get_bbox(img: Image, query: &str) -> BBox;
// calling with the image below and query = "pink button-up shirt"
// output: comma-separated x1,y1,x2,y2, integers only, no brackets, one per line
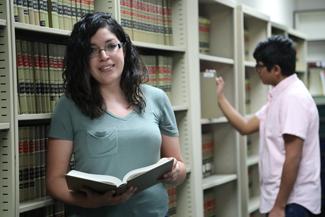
256,74,321,214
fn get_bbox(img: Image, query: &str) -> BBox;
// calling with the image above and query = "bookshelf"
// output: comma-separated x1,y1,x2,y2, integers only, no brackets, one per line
0,1,15,217
287,28,308,83
7,0,202,217
2,1,310,217
236,4,270,217
270,21,287,37
197,1,240,217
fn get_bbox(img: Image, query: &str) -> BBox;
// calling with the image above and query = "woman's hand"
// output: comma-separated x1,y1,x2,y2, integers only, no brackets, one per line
79,187,137,208
215,76,225,100
161,158,182,185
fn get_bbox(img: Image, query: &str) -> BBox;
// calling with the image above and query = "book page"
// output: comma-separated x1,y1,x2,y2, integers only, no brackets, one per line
66,170,123,186
123,158,173,182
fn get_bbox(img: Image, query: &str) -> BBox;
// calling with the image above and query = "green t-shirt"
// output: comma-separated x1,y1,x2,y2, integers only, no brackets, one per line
49,84,179,217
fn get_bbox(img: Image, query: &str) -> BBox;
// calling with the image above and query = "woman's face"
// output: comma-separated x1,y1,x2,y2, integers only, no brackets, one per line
88,27,125,87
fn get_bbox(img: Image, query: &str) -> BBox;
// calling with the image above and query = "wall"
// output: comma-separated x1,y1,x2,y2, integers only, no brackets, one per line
234,0,296,27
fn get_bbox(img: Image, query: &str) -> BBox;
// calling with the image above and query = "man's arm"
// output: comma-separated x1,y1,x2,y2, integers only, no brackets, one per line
216,77,259,135
269,134,303,217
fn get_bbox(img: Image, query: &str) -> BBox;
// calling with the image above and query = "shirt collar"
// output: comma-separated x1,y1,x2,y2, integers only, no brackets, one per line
269,74,298,100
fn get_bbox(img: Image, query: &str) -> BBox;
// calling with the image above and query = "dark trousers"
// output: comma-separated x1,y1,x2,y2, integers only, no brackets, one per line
266,203,314,217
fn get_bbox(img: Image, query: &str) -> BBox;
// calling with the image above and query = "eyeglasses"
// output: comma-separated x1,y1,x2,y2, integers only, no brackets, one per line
89,42,123,58
255,63,265,72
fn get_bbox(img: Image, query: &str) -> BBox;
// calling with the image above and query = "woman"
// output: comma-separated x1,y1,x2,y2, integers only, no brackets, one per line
46,12,186,217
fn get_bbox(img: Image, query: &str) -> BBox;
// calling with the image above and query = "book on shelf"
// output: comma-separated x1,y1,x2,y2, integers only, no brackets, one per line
202,132,214,177
199,16,210,54
204,189,216,217
66,158,174,195
200,69,223,119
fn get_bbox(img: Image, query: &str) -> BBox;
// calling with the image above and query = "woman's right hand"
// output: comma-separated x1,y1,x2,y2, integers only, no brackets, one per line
80,187,137,208
215,76,225,99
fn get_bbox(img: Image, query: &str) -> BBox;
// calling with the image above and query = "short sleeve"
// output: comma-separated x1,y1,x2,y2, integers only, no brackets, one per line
280,95,309,140
157,91,179,137
48,96,74,140
255,104,268,120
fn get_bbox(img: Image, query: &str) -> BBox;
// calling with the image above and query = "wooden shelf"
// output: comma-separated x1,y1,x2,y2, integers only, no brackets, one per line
14,22,71,36
133,41,186,52
173,105,189,112
201,117,228,125
0,123,10,130
17,113,52,121
199,54,234,65
0,19,6,27
202,174,237,190
247,155,259,167
313,96,325,105
248,196,260,213
19,197,54,213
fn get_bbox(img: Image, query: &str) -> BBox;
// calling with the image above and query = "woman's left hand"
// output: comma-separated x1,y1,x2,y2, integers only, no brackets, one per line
161,158,181,184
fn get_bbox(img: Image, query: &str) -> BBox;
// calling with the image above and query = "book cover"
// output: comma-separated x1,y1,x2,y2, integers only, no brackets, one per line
66,158,173,195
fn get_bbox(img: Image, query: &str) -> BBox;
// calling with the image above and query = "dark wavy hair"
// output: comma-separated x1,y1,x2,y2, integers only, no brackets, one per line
63,12,147,119
253,35,296,76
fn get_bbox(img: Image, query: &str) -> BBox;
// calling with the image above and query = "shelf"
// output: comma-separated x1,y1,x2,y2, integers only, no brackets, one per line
14,23,186,54
186,166,191,174
248,196,260,213
133,41,186,53
201,117,228,125
17,113,52,121
14,22,71,36
247,155,259,167
0,122,10,130
313,96,325,105
244,61,256,68
16,107,187,120
308,37,325,42
241,4,269,22
202,174,237,190
173,105,189,112
271,21,288,33
19,197,54,213
0,19,6,27
199,0,236,8
287,28,307,40
199,54,234,65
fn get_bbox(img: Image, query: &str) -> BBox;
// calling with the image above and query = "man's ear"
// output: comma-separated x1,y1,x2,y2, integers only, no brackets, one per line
272,64,282,77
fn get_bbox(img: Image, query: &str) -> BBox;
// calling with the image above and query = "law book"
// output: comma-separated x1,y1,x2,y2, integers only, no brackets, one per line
66,158,173,195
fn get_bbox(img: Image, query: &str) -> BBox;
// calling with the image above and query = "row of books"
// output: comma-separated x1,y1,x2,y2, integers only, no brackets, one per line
202,132,214,178
20,201,64,217
166,185,177,217
199,17,210,54
19,124,49,202
16,39,65,114
121,0,173,45
141,54,173,96
203,189,216,217
13,0,95,30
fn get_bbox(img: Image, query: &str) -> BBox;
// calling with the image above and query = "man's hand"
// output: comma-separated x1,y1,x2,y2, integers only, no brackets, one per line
269,206,285,217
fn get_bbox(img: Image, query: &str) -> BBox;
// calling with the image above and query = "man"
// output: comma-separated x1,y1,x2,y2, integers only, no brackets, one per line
215,35,321,217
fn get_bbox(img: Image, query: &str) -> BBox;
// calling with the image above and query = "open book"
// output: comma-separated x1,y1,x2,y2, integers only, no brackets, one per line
66,158,173,195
